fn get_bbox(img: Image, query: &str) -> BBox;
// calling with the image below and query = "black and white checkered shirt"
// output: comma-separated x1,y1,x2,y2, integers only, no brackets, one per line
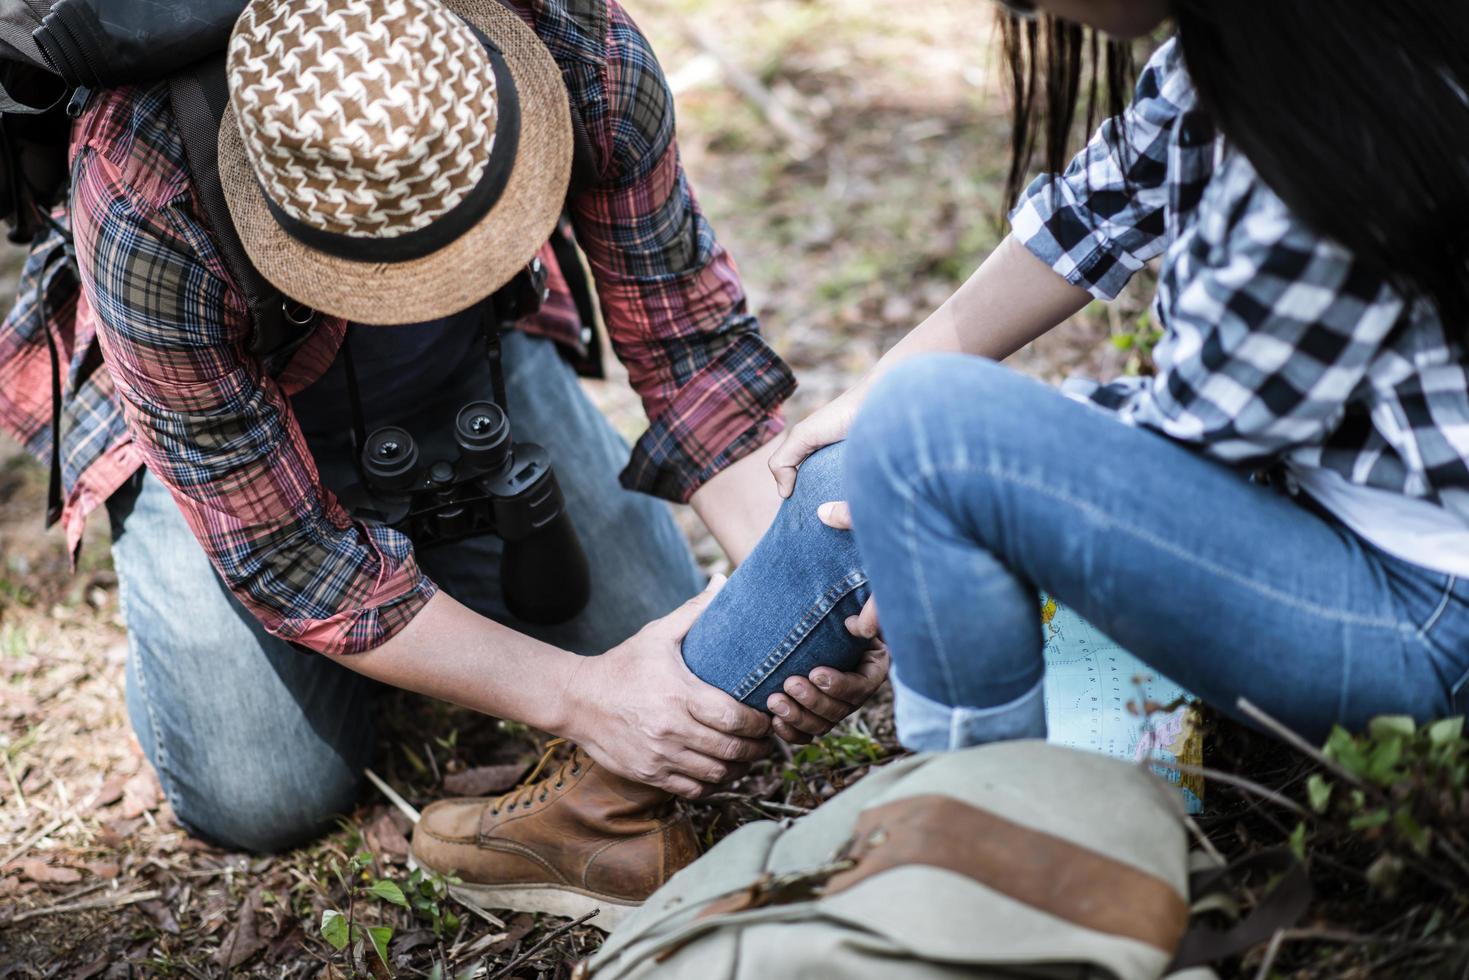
1010,39,1469,533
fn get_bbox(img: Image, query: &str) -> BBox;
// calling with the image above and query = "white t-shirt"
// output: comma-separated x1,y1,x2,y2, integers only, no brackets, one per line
1289,463,1469,577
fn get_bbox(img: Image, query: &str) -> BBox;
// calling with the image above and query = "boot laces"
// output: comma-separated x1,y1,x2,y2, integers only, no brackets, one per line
489,738,583,815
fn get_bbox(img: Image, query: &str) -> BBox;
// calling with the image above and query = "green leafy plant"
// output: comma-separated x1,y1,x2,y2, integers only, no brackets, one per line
403,865,461,938
1110,308,1163,376
315,850,416,977
782,729,885,800
1291,715,1469,894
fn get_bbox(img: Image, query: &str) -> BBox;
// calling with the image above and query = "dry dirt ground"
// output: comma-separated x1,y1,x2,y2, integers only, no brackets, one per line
1,1,1454,977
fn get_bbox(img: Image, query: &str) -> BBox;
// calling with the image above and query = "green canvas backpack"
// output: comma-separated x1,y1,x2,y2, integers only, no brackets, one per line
577,741,1307,980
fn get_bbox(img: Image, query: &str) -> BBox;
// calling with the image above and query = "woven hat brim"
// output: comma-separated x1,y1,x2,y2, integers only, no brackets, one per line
217,0,573,325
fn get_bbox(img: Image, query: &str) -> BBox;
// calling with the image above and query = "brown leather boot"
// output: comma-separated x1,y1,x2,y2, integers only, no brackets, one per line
410,741,699,930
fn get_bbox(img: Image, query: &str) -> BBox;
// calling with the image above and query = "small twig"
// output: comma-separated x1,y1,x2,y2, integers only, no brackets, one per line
1252,928,1287,980
51,777,85,838
0,815,64,868
1433,837,1469,883
364,767,420,824
453,900,506,929
1237,699,1469,885
701,792,811,816
751,798,811,817
1184,814,1227,868
423,741,442,786
44,878,112,908
454,928,510,961
171,865,244,880
1236,698,1362,787
488,909,600,978
1275,926,1460,950
4,756,26,815
3,888,162,924
1152,758,1308,817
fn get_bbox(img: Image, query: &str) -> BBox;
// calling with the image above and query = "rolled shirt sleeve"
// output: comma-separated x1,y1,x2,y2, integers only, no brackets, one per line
567,0,795,502
73,139,435,656
1008,38,1200,300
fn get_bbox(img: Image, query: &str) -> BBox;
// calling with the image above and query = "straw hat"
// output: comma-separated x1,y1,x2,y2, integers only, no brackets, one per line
217,0,572,325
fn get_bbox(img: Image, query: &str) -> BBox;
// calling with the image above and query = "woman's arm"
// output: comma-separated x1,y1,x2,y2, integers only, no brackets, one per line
769,235,1092,495
771,40,1194,494
884,234,1094,366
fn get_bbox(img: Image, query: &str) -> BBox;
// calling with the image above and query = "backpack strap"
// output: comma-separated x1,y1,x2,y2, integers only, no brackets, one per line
565,97,598,198
554,94,605,375
1166,848,1313,971
166,57,300,373
0,1,54,85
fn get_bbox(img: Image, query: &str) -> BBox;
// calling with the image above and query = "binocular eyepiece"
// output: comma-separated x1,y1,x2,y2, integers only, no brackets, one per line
361,401,510,489
354,401,591,625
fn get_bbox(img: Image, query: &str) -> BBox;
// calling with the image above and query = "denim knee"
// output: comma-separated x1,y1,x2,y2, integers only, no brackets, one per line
788,441,846,510
847,355,960,502
169,753,365,854
681,442,869,705
847,354,1026,510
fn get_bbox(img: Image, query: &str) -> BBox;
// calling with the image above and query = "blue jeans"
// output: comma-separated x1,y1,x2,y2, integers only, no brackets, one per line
681,444,871,706
109,332,703,852
842,355,1469,751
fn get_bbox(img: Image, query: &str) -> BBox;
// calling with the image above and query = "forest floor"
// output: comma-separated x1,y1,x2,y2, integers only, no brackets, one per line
3,0,1467,977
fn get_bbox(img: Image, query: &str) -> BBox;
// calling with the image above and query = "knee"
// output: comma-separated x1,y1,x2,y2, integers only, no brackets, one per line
846,355,1030,501
846,355,968,499
168,751,364,854
786,442,846,511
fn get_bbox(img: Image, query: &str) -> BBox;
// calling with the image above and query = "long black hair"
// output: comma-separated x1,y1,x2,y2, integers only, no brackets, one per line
1001,2,1469,328
998,12,1134,214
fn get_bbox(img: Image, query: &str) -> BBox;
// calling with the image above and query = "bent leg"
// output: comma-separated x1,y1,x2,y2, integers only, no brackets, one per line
681,443,871,707
846,355,1469,750
109,471,377,853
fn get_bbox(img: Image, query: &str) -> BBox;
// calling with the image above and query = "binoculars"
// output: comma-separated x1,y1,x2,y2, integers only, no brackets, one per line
345,399,592,626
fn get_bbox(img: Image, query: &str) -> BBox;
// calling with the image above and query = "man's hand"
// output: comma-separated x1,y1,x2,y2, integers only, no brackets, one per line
766,645,889,744
564,577,774,798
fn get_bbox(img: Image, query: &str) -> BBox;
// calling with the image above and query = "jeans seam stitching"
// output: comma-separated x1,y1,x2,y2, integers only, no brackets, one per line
1417,576,1456,641
929,460,1410,632
730,570,868,701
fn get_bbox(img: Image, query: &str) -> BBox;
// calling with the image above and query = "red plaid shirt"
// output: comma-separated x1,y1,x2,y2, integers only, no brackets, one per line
0,0,794,654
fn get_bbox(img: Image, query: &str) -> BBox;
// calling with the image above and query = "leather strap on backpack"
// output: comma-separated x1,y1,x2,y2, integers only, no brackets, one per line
1167,848,1313,971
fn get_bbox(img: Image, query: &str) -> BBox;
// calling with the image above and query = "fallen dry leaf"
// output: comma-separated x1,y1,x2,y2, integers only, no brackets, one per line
17,859,81,884
266,923,305,963
363,808,411,861
91,774,128,810
84,861,120,879
139,898,181,935
70,955,109,980
442,763,524,796
119,771,159,819
212,887,268,969
488,912,537,954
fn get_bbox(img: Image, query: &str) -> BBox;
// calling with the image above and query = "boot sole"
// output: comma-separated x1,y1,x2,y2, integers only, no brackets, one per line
408,855,642,932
